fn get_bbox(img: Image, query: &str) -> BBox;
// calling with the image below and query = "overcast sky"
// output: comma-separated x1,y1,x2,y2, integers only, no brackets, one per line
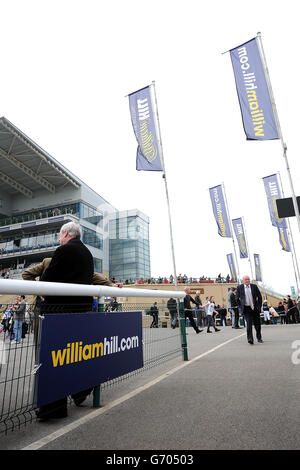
1,0,300,295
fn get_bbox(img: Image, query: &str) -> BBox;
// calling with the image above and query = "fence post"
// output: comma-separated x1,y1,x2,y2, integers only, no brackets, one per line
179,299,188,361
93,296,105,408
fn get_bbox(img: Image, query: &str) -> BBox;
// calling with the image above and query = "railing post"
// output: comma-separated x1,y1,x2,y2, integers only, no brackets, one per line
93,296,105,408
179,299,188,361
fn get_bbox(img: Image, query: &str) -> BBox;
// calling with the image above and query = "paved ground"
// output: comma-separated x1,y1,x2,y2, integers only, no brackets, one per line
1,324,300,450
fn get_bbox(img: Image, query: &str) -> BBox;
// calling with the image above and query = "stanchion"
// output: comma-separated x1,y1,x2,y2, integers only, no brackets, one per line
179,300,188,361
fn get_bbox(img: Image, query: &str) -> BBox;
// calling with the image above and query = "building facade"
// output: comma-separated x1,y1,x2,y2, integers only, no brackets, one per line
0,117,150,281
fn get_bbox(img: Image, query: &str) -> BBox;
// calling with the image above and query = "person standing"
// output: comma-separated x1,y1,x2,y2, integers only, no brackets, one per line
230,287,240,329
12,295,26,344
269,305,279,325
293,300,299,323
184,288,202,334
262,301,270,325
277,301,285,324
167,297,178,329
150,302,159,328
202,296,221,333
235,275,263,345
287,296,296,323
194,291,203,328
36,222,94,420
219,304,228,327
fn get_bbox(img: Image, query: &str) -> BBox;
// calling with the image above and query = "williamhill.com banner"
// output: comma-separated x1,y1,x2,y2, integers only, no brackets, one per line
36,312,143,407
129,85,163,171
230,37,278,140
232,217,248,258
226,253,237,282
263,174,287,229
209,185,231,238
254,253,262,282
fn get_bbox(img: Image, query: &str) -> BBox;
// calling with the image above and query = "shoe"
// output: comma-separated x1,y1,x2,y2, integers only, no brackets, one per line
73,396,87,406
248,340,254,345
196,329,203,334
215,329,220,332
258,339,264,343
207,330,212,333
234,326,241,329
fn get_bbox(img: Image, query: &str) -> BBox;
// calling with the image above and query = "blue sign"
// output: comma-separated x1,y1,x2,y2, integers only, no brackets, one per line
129,86,163,171
232,218,248,258
226,253,237,282
262,174,287,229
230,38,278,140
254,253,262,281
209,185,231,238
277,227,291,252
36,312,143,407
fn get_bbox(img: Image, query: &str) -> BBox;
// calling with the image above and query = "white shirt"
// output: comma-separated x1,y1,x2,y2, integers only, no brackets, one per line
206,302,215,316
244,284,253,307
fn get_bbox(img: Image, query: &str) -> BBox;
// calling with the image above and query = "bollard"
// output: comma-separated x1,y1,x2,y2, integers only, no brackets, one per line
179,300,188,361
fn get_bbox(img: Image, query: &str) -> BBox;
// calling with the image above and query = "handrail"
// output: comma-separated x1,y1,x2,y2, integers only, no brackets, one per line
0,278,186,299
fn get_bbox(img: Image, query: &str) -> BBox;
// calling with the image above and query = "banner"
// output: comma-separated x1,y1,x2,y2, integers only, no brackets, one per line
253,253,262,281
232,218,248,258
36,312,143,407
230,37,278,140
209,185,231,238
278,227,291,252
226,253,237,282
129,86,163,171
263,174,287,229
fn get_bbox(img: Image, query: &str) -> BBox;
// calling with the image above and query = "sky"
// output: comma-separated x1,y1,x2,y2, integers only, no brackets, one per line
1,0,300,296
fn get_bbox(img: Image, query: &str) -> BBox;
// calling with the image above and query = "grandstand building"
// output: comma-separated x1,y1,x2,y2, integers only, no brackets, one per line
0,117,150,281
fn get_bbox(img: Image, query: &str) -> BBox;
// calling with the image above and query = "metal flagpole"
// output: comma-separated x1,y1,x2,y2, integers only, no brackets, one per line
150,81,179,292
222,182,241,282
257,255,267,300
277,171,300,295
256,32,300,234
242,216,254,281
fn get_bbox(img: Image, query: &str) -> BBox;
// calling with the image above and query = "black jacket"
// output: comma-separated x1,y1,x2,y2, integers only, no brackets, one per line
184,294,196,311
235,283,262,313
167,298,177,313
40,237,94,313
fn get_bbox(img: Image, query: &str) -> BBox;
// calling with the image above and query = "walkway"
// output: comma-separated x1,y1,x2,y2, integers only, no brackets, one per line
1,324,300,450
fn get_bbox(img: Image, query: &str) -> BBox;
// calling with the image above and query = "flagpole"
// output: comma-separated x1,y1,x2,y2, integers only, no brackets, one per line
151,81,179,292
256,254,267,300
277,171,300,295
242,216,254,281
222,183,240,283
256,32,300,234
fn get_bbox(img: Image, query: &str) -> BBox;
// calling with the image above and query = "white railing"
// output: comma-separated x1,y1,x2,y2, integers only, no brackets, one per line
0,278,186,299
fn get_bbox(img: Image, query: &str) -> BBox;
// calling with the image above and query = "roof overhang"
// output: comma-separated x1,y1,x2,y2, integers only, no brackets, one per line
0,117,81,198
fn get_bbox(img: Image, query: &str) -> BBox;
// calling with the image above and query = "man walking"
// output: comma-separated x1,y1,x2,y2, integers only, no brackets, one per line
184,288,202,334
236,275,263,345
230,287,240,329
12,295,26,344
167,297,178,329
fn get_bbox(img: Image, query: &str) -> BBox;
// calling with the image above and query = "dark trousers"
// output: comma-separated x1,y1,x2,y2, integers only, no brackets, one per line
243,306,262,342
150,314,158,327
185,311,198,332
232,307,239,328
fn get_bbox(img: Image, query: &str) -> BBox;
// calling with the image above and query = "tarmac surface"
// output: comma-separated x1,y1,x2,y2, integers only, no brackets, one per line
1,323,300,450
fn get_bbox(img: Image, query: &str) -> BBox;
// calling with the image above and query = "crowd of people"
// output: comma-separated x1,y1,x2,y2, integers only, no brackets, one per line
0,296,33,343
1,220,299,423
153,287,300,334
120,273,233,285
